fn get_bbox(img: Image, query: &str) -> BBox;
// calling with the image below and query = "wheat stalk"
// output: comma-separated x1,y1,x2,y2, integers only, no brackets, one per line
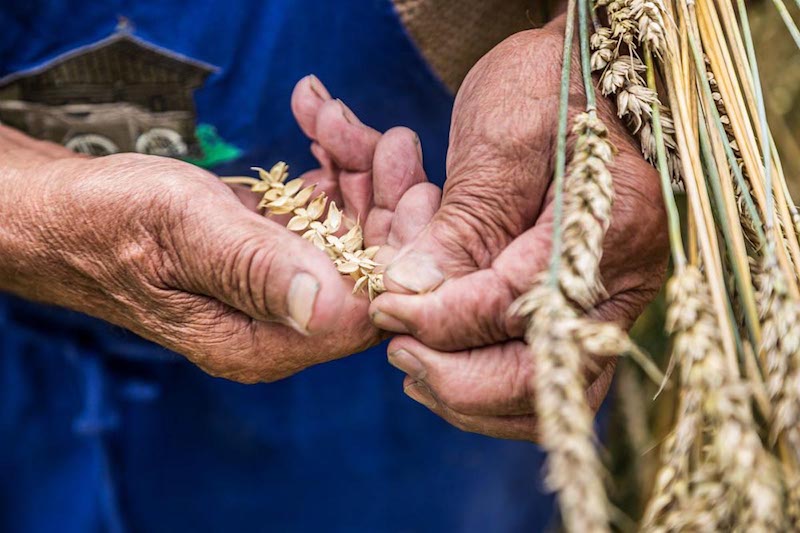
582,0,800,526
642,264,785,531
507,2,648,529
639,407,698,531
706,62,765,256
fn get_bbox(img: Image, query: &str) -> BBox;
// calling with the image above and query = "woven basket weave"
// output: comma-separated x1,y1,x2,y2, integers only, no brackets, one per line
392,0,545,92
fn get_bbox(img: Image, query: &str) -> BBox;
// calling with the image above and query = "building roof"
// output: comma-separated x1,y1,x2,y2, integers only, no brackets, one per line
0,31,219,88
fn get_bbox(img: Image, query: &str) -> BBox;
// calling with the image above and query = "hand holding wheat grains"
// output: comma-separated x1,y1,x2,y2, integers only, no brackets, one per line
369,15,669,440
0,76,438,384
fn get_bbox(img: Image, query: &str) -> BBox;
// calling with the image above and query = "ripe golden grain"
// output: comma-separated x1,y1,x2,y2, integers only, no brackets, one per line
559,111,615,309
242,162,385,299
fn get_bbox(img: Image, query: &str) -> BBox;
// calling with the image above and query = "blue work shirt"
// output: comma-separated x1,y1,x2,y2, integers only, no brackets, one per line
0,1,554,531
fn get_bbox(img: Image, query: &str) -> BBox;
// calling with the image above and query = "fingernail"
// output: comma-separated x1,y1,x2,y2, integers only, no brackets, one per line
287,272,319,335
307,74,330,101
388,349,426,379
413,133,423,162
385,252,444,294
371,310,410,334
404,381,437,410
337,99,360,125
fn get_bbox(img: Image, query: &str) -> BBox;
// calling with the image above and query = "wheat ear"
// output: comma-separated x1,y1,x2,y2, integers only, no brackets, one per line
757,252,800,446
559,112,615,309
225,163,386,299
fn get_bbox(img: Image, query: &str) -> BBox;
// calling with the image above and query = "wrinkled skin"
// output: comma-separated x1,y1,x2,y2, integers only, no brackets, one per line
0,76,438,384
370,16,669,440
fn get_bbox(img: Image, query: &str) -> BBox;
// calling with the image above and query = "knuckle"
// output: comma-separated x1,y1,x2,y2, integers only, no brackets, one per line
432,201,511,269
455,28,562,151
221,235,281,319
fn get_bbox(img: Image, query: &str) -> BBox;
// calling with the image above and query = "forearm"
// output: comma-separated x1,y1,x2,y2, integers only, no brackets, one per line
0,126,82,300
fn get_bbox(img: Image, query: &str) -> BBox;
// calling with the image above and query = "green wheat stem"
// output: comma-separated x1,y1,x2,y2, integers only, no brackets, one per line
714,119,767,249
738,0,775,234
548,0,577,287
698,114,763,347
578,0,597,111
696,58,767,249
645,51,686,268
687,32,763,347
772,0,800,51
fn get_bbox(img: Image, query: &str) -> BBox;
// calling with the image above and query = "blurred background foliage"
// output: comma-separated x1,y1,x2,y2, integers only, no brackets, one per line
607,1,800,528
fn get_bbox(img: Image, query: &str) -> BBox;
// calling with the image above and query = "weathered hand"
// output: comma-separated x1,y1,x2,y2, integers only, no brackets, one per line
369,17,668,440
0,76,438,384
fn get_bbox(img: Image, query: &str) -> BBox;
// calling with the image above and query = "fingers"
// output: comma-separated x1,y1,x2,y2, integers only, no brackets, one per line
150,284,379,384
388,336,537,416
226,182,263,211
293,77,439,251
387,336,617,441
371,212,553,349
372,127,427,210
169,196,350,336
291,75,332,139
377,155,549,295
315,99,381,172
315,99,380,219
364,127,433,247
406,379,540,441
292,76,381,220
294,143,344,207
386,182,442,246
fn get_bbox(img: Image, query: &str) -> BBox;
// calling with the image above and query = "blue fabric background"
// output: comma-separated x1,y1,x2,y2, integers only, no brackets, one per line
0,1,554,531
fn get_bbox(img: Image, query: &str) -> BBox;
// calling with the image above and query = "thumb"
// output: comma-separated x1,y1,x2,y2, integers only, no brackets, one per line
167,197,349,335
382,27,568,294
382,163,551,295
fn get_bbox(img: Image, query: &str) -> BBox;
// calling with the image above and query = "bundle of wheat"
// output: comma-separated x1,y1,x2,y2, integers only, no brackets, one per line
530,0,800,529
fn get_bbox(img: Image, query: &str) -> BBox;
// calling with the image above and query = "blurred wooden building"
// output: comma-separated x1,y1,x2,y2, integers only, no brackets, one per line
0,31,216,157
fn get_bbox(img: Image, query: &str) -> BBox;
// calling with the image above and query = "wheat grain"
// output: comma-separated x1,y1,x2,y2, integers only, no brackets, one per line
639,105,683,191
786,472,800,530
629,0,668,56
641,266,722,530
607,0,638,45
642,264,784,530
590,10,683,190
511,280,623,533
639,419,696,532
559,111,615,309
239,162,386,299
711,383,785,531
756,252,800,447
590,27,615,71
